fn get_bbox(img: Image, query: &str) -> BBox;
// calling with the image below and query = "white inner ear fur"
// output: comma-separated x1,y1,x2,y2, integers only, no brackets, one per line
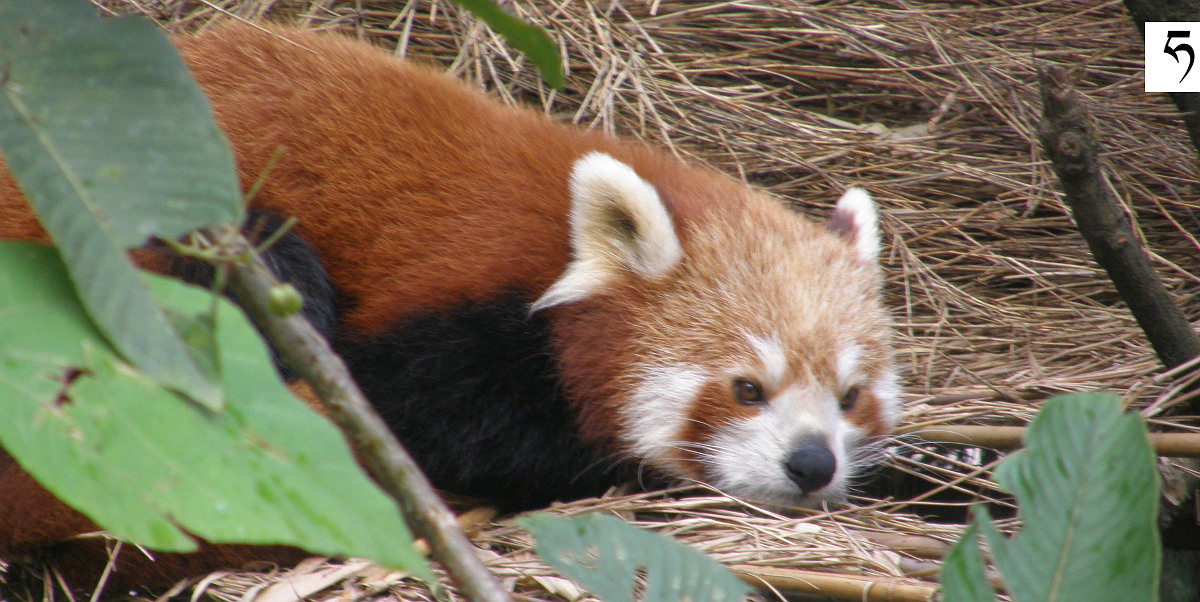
831,187,881,264
532,152,682,312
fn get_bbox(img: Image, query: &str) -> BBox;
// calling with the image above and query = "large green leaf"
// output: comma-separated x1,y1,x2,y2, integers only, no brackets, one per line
452,0,563,89
938,521,996,602
0,242,429,580
982,392,1160,602
0,0,244,409
521,513,750,602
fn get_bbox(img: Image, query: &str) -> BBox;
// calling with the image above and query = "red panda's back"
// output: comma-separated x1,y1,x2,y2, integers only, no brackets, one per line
177,24,618,334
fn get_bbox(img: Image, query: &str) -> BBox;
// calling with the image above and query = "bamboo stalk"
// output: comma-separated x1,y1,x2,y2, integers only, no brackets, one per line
899,424,1200,457
729,565,938,602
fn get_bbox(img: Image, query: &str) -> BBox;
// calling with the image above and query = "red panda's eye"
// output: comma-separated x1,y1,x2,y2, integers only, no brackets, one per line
840,387,860,411
733,379,766,405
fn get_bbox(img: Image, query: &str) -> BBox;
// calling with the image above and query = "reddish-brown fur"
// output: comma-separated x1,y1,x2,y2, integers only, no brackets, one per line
170,26,760,338
0,23,894,593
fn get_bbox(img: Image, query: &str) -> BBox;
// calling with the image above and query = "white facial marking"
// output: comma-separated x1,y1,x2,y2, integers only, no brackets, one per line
706,384,855,505
623,364,707,467
835,343,861,390
747,333,787,390
871,367,903,431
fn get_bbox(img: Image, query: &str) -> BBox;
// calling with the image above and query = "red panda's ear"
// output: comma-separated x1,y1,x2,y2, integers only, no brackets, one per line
531,152,682,312
826,187,880,264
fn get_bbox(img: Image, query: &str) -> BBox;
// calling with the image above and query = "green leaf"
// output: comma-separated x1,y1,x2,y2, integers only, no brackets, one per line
0,242,431,581
521,513,751,602
0,0,244,409
451,0,564,89
982,392,1160,602
938,520,996,602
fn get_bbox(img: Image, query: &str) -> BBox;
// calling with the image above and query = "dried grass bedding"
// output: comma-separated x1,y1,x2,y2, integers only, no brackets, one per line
8,0,1200,600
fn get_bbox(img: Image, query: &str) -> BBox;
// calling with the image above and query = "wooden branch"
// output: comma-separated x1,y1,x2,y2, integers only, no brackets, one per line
899,424,1200,457
219,228,510,602
1036,66,1200,375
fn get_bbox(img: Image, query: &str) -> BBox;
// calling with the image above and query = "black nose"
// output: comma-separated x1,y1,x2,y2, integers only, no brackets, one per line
785,444,837,493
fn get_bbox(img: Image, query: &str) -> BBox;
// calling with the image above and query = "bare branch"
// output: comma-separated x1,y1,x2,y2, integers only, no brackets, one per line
217,226,511,602
1037,66,1200,376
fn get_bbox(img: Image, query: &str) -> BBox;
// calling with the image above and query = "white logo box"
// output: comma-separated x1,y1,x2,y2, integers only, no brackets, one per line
1146,22,1200,92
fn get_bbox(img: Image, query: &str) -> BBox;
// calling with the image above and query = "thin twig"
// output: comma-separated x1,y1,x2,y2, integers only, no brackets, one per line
218,226,510,602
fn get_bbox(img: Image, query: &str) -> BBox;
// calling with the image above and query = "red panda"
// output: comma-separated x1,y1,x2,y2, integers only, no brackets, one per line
0,22,899,591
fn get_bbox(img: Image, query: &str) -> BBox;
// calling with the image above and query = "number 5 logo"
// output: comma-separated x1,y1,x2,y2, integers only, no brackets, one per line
1146,22,1200,92
1165,30,1195,82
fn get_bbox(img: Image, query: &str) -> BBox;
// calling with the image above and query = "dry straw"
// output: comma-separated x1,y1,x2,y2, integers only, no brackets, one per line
11,0,1200,600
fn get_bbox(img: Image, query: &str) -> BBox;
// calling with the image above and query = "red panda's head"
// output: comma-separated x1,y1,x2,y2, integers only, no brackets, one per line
533,152,900,507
